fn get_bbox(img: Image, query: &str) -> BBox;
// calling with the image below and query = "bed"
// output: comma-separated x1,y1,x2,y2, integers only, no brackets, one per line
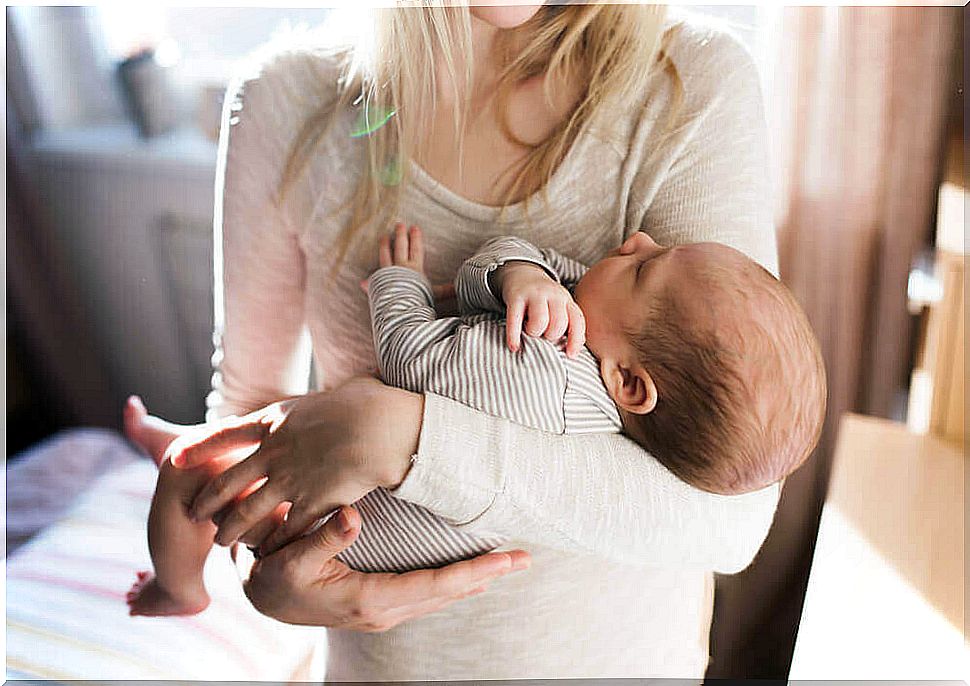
6,429,325,680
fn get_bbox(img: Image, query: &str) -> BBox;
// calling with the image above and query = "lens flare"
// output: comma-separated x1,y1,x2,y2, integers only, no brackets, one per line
350,104,396,138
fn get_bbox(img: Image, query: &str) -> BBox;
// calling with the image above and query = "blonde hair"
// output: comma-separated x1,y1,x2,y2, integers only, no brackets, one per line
279,2,686,269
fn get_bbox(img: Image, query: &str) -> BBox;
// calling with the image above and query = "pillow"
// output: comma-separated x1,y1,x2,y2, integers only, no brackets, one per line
6,437,326,680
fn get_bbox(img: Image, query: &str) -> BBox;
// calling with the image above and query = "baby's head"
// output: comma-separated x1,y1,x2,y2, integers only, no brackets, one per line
573,232,826,495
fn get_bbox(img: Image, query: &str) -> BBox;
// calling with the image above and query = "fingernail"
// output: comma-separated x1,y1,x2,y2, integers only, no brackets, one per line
336,508,353,535
511,556,531,572
495,555,513,572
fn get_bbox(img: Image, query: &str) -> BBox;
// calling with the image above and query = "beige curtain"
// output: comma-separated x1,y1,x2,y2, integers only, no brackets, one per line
707,6,959,677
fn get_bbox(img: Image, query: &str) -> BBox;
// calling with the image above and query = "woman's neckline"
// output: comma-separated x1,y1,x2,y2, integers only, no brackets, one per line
407,125,594,224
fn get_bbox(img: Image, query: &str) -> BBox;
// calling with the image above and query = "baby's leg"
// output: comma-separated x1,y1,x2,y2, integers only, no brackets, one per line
127,458,229,616
123,395,183,466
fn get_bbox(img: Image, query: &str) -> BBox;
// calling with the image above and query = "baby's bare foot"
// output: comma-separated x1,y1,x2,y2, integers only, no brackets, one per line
124,396,180,466
126,571,210,617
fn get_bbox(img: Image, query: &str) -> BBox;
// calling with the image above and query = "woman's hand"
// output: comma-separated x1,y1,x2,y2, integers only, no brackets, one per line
171,376,423,554
241,503,530,630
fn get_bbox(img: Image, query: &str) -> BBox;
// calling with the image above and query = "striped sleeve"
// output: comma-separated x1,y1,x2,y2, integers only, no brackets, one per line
537,248,590,292
455,236,560,316
367,266,462,390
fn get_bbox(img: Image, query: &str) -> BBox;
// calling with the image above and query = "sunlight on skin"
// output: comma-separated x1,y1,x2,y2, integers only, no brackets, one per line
468,3,544,29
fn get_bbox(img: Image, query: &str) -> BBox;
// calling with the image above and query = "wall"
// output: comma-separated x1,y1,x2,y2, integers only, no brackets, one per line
25,125,218,423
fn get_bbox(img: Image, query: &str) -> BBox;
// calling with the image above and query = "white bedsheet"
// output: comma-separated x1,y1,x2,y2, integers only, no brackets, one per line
6,429,324,680
7,429,138,555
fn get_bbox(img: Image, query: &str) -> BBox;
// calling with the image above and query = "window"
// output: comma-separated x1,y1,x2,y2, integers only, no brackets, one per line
7,6,332,133
95,7,333,86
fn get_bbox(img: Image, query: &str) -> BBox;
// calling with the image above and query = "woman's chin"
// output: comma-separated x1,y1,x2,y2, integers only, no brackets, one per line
469,3,544,29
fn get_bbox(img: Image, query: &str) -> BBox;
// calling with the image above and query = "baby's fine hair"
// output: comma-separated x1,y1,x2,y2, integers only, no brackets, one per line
622,248,826,495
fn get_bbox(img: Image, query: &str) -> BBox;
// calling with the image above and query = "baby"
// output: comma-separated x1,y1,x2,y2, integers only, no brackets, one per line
124,224,825,614
335,224,825,573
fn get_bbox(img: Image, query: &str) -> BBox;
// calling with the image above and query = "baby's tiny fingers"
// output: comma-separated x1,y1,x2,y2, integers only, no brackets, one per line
565,302,587,358
545,299,569,342
393,223,409,264
523,299,549,338
379,235,392,268
506,298,526,352
408,225,423,266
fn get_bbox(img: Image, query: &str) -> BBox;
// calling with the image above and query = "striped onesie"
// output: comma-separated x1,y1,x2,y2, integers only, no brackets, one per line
335,236,623,573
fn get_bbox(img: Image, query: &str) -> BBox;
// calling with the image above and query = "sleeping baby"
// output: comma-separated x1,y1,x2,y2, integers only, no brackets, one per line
125,224,825,615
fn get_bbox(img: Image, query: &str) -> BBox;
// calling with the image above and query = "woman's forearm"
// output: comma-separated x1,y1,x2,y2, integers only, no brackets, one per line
390,392,779,573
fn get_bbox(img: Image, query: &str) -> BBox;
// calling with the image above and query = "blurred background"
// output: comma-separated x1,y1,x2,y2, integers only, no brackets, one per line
5,4,966,681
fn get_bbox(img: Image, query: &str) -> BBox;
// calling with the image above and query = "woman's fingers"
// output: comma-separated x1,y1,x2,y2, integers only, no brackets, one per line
236,503,290,548
240,507,361,624
258,501,323,556
212,479,286,546
506,297,526,352
190,448,273,523
166,419,269,469
339,549,529,632
367,584,491,632
243,504,530,631
565,301,587,358
371,549,530,610
275,505,361,573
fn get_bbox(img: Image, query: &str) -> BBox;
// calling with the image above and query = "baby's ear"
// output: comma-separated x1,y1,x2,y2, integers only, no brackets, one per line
600,359,657,415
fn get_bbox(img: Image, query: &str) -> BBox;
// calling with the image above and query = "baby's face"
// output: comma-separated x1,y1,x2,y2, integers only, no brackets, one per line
574,232,733,362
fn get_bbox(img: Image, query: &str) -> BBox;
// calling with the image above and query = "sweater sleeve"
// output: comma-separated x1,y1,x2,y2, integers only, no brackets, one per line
390,28,781,575
632,25,780,277
205,54,314,421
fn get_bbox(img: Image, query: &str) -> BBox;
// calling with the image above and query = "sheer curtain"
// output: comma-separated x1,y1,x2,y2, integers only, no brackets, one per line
708,6,960,677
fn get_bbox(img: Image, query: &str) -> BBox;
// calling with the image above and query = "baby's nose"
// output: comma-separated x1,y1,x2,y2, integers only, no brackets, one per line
618,231,657,254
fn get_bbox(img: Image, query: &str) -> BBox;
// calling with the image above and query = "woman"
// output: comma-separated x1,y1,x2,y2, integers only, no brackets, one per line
161,2,781,679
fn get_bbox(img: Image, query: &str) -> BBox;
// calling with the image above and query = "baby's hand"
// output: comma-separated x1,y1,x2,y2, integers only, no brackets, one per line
380,222,425,275
499,262,586,358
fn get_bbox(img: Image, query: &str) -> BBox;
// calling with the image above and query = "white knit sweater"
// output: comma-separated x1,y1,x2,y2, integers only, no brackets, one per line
207,8,781,679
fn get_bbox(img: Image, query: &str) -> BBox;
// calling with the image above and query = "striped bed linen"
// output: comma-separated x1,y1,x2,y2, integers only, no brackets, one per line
6,445,323,681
